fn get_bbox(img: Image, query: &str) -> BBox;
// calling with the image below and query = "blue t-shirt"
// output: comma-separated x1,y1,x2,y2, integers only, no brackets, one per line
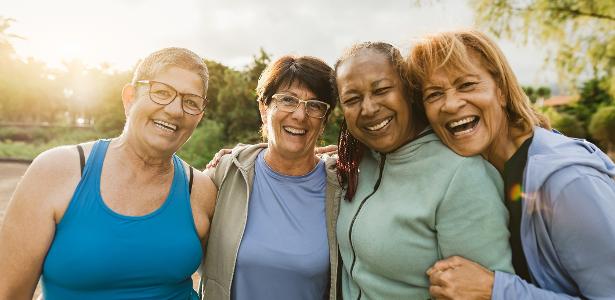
231,151,330,300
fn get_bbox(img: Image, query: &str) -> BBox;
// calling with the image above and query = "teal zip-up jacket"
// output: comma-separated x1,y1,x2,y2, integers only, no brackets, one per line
337,131,514,300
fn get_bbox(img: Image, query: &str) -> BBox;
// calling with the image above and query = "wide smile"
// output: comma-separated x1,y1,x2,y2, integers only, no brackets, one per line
445,116,480,137
364,117,393,132
153,119,178,133
283,126,307,136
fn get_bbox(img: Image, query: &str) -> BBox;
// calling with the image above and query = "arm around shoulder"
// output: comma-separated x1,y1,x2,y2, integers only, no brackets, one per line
0,145,81,299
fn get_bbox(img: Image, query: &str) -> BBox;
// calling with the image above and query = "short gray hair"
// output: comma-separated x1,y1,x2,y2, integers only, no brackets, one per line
132,47,209,97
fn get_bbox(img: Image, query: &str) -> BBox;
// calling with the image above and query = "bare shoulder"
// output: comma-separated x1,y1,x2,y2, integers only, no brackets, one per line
26,144,83,184
182,162,217,217
12,143,92,223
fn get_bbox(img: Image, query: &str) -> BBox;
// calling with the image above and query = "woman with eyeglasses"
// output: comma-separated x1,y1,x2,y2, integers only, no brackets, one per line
199,55,341,300
0,47,217,300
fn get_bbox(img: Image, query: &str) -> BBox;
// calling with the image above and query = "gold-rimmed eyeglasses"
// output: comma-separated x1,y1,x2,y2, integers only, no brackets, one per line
270,93,330,119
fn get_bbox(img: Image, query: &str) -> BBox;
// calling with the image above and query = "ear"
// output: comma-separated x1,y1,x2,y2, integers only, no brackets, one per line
121,84,137,117
258,101,268,125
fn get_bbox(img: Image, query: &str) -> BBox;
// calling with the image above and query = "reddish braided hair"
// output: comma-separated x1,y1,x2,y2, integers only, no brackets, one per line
336,120,365,201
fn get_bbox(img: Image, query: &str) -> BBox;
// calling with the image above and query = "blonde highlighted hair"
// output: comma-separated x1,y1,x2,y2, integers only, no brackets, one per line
407,29,549,131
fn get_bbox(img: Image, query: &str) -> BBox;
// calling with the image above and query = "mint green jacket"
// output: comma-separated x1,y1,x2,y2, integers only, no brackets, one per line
337,132,514,300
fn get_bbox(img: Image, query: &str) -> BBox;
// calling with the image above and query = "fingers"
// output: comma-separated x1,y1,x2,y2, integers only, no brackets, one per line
429,284,447,300
206,148,232,169
428,256,463,275
314,145,338,155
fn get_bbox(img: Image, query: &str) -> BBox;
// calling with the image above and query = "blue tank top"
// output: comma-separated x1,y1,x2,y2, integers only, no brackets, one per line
42,140,202,300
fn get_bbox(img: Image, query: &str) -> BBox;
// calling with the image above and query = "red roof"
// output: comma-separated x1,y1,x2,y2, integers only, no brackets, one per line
542,95,578,107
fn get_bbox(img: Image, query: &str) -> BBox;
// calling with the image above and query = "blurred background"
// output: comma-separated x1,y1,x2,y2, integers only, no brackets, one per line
0,1,613,298
0,0,613,168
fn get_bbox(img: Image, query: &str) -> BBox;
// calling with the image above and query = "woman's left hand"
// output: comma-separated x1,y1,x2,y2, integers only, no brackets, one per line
426,256,494,300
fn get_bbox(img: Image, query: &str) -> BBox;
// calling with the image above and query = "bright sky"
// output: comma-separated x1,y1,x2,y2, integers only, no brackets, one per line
1,0,556,85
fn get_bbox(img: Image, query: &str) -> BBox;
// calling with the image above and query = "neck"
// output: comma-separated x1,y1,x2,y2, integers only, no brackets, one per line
111,134,174,176
264,148,318,176
483,126,533,174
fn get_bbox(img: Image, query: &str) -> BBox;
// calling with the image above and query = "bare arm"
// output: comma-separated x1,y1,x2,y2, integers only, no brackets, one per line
0,146,81,299
189,167,217,250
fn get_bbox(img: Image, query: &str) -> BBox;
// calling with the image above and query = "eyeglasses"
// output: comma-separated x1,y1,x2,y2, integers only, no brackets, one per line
270,94,330,119
136,80,207,115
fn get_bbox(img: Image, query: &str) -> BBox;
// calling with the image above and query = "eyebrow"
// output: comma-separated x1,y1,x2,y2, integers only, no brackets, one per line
453,74,480,85
423,74,480,91
371,79,392,88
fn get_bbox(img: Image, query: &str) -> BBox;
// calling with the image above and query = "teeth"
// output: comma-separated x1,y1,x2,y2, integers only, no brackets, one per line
284,127,306,135
448,116,476,129
154,120,177,131
454,127,475,136
366,118,392,131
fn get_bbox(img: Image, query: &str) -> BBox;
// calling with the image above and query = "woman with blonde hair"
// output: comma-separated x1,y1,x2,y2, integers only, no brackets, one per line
408,29,615,299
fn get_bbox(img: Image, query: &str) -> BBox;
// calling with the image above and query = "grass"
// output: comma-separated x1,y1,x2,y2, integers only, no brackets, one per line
0,126,111,161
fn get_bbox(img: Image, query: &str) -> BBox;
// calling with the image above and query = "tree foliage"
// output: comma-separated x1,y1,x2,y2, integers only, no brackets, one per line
589,106,615,158
558,77,613,140
471,0,615,96
523,85,551,103
0,19,342,167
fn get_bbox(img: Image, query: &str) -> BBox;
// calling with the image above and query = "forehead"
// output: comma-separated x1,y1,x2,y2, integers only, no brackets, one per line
276,80,317,99
151,66,204,96
337,50,396,86
426,51,486,84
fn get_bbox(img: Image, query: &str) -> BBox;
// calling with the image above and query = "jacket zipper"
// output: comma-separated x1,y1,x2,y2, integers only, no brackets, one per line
347,153,386,300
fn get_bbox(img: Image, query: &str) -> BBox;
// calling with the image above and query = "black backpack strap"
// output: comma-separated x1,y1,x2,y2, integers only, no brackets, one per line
76,145,85,176
189,166,194,195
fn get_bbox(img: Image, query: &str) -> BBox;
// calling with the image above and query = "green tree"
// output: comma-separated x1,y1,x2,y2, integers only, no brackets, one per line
589,105,615,156
559,78,613,140
523,85,551,103
471,0,615,96
542,107,587,138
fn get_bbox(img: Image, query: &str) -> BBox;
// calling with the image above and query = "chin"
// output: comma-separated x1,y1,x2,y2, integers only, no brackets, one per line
449,144,481,157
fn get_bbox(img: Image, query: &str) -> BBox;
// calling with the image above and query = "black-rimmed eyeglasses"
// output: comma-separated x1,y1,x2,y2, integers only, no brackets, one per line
136,80,207,115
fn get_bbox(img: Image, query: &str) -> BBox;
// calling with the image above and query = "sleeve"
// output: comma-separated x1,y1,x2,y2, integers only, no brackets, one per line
492,173,615,300
492,271,580,299
551,175,615,299
436,157,514,273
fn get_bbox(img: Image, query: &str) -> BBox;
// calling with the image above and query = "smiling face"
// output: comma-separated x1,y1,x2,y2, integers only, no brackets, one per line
421,53,508,158
336,49,416,153
261,81,325,161
123,66,204,156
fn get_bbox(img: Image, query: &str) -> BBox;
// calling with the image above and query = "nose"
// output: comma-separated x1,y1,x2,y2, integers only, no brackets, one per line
360,95,379,117
290,101,308,120
164,94,185,117
441,93,466,114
